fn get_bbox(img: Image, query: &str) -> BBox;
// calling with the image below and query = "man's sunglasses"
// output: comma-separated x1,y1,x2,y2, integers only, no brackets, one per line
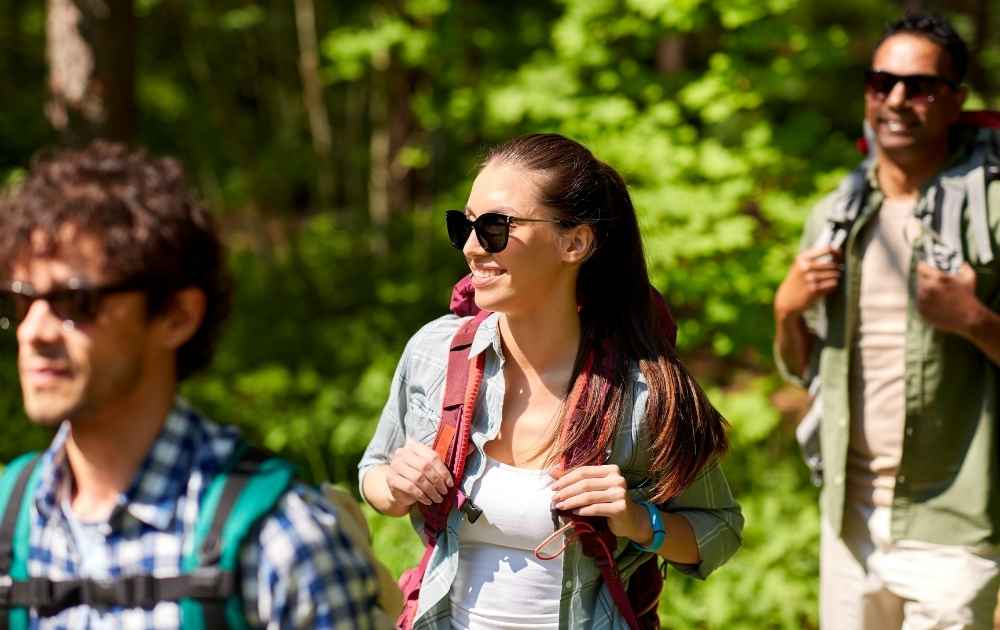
445,210,565,254
864,70,959,102
0,279,146,331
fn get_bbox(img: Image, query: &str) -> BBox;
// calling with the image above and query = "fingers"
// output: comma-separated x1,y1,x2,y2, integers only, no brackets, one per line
551,465,627,514
554,485,627,513
386,439,453,507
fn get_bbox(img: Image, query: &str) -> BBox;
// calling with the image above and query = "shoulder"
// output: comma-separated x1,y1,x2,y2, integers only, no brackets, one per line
242,482,378,625
398,313,470,372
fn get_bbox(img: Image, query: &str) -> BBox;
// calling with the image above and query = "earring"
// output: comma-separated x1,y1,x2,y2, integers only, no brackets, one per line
926,94,936,103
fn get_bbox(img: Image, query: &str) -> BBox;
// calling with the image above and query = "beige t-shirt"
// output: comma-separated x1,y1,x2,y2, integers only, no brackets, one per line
846,197,921,508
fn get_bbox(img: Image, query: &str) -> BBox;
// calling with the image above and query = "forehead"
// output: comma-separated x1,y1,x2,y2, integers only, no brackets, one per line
468,161,548,217
9,227,107,288
872,33,950,76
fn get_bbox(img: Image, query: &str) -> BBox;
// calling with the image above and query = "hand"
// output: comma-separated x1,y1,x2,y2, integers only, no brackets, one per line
385,438,453,510
916,262,981,336
774,246,842,317
550,465,652,544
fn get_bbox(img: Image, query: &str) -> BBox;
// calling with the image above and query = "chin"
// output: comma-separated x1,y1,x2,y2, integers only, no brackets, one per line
22,395,80,427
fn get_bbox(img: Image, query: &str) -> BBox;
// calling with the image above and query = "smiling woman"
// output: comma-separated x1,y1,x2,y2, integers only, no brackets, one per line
359,133,744,630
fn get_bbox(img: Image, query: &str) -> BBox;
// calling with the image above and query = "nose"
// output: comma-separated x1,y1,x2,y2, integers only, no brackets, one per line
462,226,486,258
16,299,64,347
885,80,908,107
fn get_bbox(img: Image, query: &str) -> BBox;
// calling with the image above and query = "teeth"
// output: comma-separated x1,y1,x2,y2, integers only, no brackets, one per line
471,268,503,278
886,120,908,132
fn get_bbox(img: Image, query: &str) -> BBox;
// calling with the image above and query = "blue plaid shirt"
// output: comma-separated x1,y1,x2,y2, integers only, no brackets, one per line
20,400,377,629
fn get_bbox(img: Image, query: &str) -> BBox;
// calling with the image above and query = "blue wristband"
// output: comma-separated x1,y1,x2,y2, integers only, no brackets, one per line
632,500,666,553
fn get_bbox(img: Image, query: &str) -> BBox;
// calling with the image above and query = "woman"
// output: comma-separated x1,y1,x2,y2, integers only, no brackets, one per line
359,133,743,629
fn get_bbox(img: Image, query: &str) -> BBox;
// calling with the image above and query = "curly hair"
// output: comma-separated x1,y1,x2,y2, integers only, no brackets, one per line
878,13,968,83
0,141,232,381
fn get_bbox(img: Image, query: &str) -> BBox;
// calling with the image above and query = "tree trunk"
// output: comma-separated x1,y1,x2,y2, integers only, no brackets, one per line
293,0,335,209
46,0,136,144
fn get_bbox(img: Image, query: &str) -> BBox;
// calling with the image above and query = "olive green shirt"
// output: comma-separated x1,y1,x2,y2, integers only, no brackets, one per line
778,130,1000,548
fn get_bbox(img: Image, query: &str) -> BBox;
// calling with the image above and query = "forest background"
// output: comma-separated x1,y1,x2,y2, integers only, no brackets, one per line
1,1,997,628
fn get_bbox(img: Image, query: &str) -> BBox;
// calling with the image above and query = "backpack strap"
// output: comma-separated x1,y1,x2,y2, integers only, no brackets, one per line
816,160,872,252
0,453,43,630
181,443,294,630
0,448,293,630
419,310,491,542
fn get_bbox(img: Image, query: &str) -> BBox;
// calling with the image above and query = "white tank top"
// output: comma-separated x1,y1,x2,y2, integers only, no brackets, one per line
450,457,564,630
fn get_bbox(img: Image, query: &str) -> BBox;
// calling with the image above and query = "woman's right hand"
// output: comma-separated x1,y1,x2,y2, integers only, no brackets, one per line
385,438,454,510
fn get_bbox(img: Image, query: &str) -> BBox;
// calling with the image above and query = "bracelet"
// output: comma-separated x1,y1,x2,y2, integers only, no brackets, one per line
631,500,666,553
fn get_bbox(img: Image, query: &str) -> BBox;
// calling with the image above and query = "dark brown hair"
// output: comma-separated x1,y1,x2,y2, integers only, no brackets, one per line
485,133,729,502
0,140,232,381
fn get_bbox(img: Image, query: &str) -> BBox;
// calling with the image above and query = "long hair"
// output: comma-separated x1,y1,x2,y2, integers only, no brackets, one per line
485,133,729,502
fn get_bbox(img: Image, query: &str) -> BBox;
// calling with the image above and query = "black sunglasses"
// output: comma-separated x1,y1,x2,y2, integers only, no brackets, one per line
0,278,147,331
864,70,959,102
445,210,565,253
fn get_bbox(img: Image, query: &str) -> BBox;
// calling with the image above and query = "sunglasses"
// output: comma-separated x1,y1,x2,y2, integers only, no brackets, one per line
864,70,959,102
445,210,565,253
0,278,146,331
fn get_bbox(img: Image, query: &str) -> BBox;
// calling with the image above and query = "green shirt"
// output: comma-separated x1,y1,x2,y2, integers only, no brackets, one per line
778,130,1000,548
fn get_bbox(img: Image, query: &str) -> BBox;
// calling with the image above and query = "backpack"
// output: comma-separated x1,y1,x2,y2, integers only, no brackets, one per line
0,441,294,629
795,111,1000,484
396,276,676,630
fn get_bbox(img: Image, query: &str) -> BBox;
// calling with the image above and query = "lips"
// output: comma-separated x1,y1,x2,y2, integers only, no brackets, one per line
21,364,73,387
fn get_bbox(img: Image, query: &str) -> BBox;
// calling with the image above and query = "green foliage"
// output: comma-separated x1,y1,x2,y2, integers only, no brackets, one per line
1,1,998,627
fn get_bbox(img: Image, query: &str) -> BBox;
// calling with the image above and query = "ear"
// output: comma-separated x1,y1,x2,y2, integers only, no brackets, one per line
559,224,596,265
153,287,207,351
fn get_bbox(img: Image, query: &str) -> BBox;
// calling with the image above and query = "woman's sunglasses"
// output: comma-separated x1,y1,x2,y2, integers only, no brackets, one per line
864,70,959,103
0,279,146,331
445,210,564,254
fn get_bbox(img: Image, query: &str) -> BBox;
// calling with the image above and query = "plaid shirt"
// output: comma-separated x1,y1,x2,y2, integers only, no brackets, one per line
360,313,744,629
20,400,377,629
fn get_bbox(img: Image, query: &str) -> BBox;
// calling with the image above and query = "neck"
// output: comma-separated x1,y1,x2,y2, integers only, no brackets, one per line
876,143,950,199
498,286,582,387
65,375,176,521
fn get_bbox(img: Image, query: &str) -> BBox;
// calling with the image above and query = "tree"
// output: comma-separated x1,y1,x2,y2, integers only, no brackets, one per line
46,0,135,144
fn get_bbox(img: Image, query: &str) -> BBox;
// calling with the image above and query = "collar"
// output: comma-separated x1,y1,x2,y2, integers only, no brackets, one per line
35,400,236,531
467,312,504,361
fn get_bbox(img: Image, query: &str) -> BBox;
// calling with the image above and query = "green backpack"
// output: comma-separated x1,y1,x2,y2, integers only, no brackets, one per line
0,443,294,630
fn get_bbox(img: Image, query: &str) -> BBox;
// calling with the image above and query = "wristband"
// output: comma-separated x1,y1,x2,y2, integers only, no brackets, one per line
632,500,666,553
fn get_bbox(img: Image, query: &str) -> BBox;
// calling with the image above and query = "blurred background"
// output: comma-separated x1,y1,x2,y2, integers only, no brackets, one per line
0,0,997,627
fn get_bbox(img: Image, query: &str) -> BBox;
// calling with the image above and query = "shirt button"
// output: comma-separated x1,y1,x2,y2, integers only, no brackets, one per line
905,427,914,437
897,475,906,484
564,580,573,589
834,475,844,485
838,418,847,428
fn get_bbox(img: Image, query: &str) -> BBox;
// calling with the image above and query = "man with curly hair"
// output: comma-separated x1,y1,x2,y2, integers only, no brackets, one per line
0,141,379,628
775,12,1000,630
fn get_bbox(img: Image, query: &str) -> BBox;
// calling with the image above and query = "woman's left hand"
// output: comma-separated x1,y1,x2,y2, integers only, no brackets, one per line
550,465,651,544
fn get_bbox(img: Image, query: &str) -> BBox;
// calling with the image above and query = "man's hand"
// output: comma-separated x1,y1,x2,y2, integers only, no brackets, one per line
384,439,453,511
774,246,842,318
916,262,979,335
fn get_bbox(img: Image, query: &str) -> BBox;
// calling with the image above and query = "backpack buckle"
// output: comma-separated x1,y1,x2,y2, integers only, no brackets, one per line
187,567,236,601
0,575,11,606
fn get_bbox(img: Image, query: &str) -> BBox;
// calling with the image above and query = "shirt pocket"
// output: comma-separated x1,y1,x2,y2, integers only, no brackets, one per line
403,393,440,445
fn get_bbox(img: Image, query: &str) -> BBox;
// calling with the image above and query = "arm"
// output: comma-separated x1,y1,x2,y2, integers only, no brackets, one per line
359,319,455,517
550,462,743,578
241,486,378,630
773,246,841,380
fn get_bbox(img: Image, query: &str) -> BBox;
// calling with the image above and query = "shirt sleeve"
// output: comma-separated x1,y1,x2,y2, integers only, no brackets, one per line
356,314,463,504
661,463,744,580
239,484,379,630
